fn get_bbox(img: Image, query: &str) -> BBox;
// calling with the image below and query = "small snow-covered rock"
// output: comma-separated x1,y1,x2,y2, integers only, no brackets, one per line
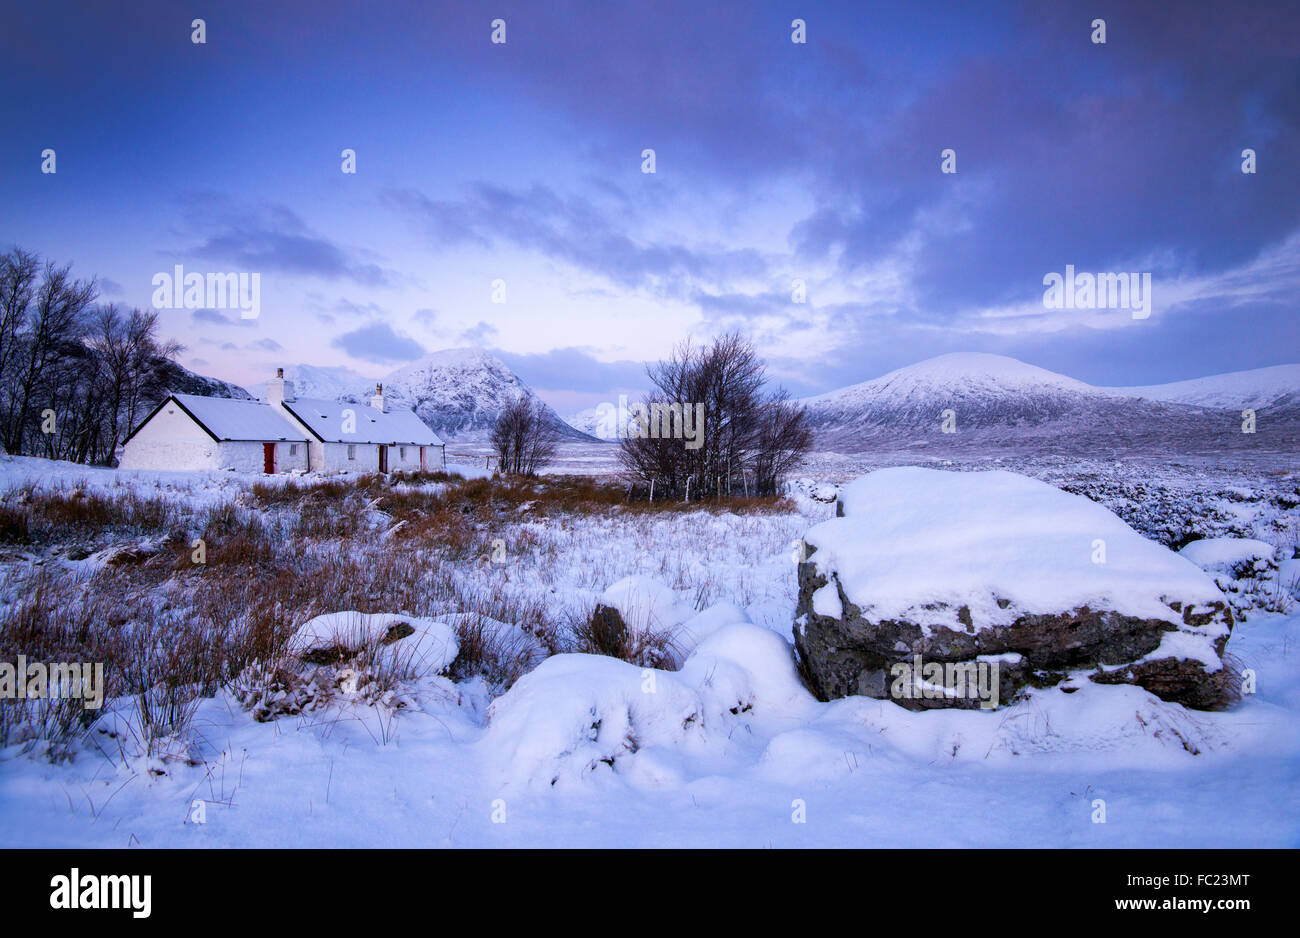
598,576,692,634
587,575,698,665
481,653,703,789
1179,537,1283,618
679,623,815,723
594,581,758,664
1179,537,1276,572
291,611,459,675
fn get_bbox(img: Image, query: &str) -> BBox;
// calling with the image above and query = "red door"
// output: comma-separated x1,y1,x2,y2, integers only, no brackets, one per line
262,442,275,474
378,444,388,473
419,446,426,471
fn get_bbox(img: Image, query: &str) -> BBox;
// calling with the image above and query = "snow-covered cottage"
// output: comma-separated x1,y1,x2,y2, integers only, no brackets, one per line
119,369,444,474
268,372,443,473
118,393,312,473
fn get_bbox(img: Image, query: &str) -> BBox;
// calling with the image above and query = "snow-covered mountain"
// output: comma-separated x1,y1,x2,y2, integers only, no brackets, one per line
246,363,373,404
1110,363,1300,410
246,349,592,442
380,348,590,441
563,405,620,440
800,353,1300,452
801,353,1111,430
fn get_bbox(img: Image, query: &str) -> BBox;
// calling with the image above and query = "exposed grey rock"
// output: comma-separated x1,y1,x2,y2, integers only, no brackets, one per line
793,560,1235,710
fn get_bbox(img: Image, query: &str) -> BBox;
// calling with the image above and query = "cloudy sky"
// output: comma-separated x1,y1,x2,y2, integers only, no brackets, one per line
2,0,1297,412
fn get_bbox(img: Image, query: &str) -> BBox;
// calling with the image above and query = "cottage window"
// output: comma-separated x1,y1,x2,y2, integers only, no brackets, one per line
347,445,356,460
289,444,299,456
399,447,406,460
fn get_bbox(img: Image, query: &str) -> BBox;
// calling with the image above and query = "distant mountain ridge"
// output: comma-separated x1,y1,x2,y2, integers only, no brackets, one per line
799,353,1300,453
563,404,620,440
247,363,372,403
1109,363,1300,410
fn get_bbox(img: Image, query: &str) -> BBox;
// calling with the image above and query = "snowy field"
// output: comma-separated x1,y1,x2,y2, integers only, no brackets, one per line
1,449,1298,848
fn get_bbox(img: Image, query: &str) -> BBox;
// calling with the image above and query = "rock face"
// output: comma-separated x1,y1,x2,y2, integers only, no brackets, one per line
792,468,1236,711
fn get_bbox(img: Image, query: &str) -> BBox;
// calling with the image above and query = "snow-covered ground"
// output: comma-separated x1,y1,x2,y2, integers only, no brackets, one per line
1,452,1298,847
3,613,1297,847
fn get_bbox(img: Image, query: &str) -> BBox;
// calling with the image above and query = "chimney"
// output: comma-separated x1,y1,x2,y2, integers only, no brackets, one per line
266,367,296,408
370,382,385,413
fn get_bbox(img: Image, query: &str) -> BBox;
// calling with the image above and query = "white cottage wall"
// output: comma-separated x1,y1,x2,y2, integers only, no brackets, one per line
212,441,269,473
318,441,380,473
120,438,220,470
119,403,220,470
119,401,311,473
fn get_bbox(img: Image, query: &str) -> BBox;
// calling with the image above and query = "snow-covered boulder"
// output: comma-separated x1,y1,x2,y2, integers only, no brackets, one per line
599,576,692,634
291,611,459,675
481,624,816,788
795,468,1236,710
1178,537,1283,618
790,477,838,504
590,576,752,665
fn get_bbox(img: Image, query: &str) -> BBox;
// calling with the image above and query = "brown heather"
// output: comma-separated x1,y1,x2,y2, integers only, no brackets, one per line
0,472,790,755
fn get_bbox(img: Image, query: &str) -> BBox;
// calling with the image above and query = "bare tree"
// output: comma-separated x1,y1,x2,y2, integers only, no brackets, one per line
491,396,559,476
749,387,813,495
0,249,39,401
0,257,97,454
0,248,186,464
618,331,811,498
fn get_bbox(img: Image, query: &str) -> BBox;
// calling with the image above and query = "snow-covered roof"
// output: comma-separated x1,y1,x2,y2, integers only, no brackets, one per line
282,397,443,446
167,394,310,442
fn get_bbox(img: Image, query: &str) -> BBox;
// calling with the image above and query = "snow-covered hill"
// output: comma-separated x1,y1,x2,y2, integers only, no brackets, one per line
800,353,1300,453
1110,363,1300,410
247,349,593,442
802,353,1109,428
162,361,253,401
